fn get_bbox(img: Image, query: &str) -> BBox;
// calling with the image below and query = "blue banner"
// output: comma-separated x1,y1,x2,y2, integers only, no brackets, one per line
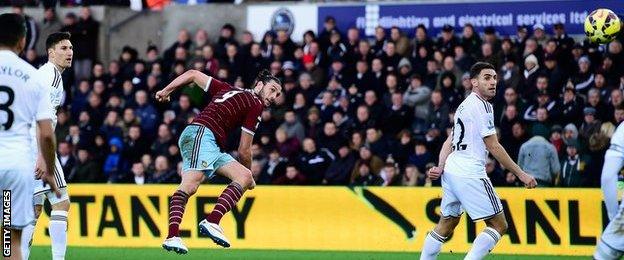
318,0,624,38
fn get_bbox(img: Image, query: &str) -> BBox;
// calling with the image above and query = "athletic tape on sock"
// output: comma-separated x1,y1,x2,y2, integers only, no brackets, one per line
429,230,448,243
483,227,501,242
50,210,69,221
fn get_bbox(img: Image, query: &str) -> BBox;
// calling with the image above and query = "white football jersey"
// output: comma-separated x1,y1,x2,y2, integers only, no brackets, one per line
0,50,54,169
444,92,497,178
29,62,64,157
609,121,624,153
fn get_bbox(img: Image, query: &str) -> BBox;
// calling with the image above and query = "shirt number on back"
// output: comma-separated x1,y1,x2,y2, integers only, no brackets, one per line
0,86,15,131
215,90,243,103
452,118,467,151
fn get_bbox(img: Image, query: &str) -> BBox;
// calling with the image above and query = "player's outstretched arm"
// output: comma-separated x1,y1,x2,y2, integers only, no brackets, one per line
428,134,452,180
37,119,61,197
155,69,210,102
484,134,537,188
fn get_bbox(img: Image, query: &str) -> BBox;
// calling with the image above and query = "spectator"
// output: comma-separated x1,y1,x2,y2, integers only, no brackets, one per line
383,92,412,137
379,157,401,186
402,164,425,186
129,162,147,185
486,158,506,186
499,55,521,90
100,110,123,140
518,134,560,187
297,138,334,184
216,23,237,59
499,104,520,141
504,122,529,162
363,90,385,123
275,127,300,161
390,26,410,56
560,87,584,126
279,111,305,142
439,71,462,110
549,125,565,156
57,141,76,177
317,122,343,154
151,124,174,156
571,56,595,95
351,163,382,186
324,143,356,185
104,137,126,183
12,4,38,51
73,7,100,81
273,164,307,185
86,92,105,128
351,145,384,183
149,155,179,184
558,140,588,187
436,24,458,56
530,107,553,139
68,147,101,183
123,125,149,163
164,29,191,70
408,140,434,175
258,150,287,184
381,73,400,107
413,24,434,58
55,109,70,142
520,54,540,101
426,90,450,132
543,54,565,91
134,90,159,139
580,107,601,141
403,74,430,133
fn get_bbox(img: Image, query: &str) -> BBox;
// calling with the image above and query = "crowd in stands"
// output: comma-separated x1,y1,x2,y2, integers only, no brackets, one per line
12,6,624,187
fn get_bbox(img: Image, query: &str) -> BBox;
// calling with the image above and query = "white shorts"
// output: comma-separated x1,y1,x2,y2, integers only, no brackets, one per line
33,156,67,195
0,167,35,229
595,201,624,259
440,173,503,221
34,187,69,206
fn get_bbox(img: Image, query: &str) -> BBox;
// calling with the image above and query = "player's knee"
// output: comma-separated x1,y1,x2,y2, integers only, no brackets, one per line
52,199,70,212
180,182,199,195
490,219,508,235
237,169,255,190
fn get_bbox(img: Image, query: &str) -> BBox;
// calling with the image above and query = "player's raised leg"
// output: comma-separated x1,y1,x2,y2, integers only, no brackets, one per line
200,161,255,248
601,149,624,221
163,170,204,254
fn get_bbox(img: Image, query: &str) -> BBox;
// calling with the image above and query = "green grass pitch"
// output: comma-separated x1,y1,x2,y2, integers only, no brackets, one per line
30,246,588,259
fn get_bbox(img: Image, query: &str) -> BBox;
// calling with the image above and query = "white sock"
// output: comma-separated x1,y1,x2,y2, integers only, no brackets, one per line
420,230,447,260
601,153,623,221
465,227,501,260
50,210,68,260
20,221,36,260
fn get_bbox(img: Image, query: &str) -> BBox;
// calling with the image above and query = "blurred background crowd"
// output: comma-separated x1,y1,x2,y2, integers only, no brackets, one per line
7,4,624,188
